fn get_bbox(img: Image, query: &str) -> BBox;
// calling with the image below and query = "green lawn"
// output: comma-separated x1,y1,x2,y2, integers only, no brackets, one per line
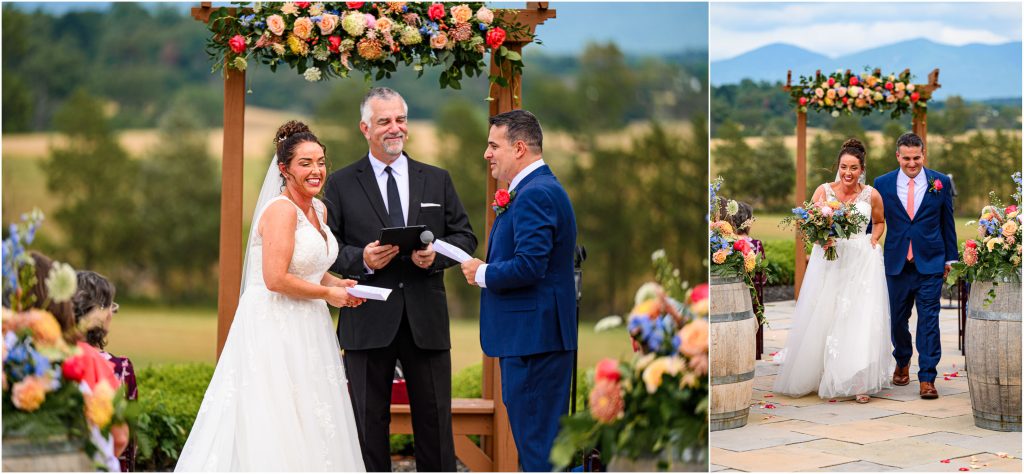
107,305,634,374
751,213,982,243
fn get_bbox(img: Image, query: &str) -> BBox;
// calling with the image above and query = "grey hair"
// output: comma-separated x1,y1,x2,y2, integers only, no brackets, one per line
896,132,925,152
359,87,409,125
488,109,543,153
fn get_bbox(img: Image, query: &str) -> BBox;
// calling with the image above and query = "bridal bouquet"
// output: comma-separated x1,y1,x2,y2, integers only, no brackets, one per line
781,199,869,261
947,172,1022,288
2,210,134,468
551,251,708,471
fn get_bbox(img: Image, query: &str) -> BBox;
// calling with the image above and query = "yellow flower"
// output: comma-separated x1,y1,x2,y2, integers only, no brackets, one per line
744,252,757,272
712,249,729,265
26,309,62,348
11,376,47,412
711,220,734,237
631,299,660,318
987,237,1004,252
293,17,314,40
828,200,841,210
84,380,116,428
1002,221,1018,239
449,4,473,24
287,34,309,56
680,371,701,389
642,356,684,394
690,297,708,317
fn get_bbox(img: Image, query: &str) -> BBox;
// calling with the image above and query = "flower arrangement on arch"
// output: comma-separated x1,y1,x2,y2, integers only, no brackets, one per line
204,2,530,92
709,177,767,323
550,250,708,470
2,210,134,470
947,172,1022,298
789,68,928,119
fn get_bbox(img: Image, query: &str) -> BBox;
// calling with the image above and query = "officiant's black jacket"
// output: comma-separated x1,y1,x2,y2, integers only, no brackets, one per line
324,154,477,351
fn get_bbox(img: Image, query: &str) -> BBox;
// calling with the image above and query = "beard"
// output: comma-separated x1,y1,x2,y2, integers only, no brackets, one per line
382,135,405,156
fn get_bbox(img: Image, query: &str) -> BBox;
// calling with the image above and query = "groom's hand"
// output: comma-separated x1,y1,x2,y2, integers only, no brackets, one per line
364,240,399,270
944,264,952,279
461,258,483,286
412,243,436,269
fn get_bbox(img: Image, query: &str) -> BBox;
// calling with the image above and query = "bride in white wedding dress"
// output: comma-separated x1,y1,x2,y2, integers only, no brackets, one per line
773,139,895,403
175,121,366,471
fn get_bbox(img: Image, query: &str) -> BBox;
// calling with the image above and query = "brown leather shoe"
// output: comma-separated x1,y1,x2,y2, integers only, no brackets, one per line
893,366,910,386
920,382,939,399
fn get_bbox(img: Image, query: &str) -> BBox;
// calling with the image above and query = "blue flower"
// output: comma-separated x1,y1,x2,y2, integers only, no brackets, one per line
479,23,487,31
672,334,682,354
311,15,322,22
646,330,664,352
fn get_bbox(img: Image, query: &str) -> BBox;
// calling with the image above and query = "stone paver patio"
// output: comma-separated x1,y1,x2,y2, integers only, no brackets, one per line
710,300,1021,472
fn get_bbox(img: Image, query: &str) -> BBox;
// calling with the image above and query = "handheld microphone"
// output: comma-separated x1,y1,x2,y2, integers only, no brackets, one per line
419,230,434,249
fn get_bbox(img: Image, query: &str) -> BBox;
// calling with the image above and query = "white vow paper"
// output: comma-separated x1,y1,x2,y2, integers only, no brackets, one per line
348,285,392,301
433,239,472,263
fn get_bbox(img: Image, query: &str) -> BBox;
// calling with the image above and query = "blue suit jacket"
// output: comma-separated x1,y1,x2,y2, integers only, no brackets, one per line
480,165,578,358
874,168,958,276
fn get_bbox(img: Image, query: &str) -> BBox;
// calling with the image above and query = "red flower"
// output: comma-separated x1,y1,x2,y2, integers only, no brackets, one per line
849,76,859,86
67,342,120,391
733,238,751,254
346,2,364,8
1007,205,1017,214
328,36,342,53
689,283,709,305
933,179,943,191
295,1,310,8
910,92,921,102
966,240,978,249
229,34,246,54
827,77,835,87
842,97,849,104
486,27,507,49
428,3,445,20
61,355,86,382
885,82,894,91
798,97,808,106
595,359,621,383
494,189,511,207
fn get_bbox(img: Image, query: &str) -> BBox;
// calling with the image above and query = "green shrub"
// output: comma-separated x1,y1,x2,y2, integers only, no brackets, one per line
762,240,795,286
134,363,214,471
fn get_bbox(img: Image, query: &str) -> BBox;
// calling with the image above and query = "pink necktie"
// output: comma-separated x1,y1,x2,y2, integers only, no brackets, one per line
906,178,915,261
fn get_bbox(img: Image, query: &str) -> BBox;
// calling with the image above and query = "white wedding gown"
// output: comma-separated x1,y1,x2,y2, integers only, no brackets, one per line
175,196,365,471
773,184,895,398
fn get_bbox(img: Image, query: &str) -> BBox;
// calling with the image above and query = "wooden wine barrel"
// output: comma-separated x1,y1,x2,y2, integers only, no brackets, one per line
710,274,757,431
1,436,93,471
966,278,1022,432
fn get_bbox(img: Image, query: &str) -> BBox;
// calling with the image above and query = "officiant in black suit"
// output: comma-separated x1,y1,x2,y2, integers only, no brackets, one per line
323,87,477,472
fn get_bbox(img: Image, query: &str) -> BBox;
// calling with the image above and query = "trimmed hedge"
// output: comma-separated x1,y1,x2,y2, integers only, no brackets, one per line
762,240,796,286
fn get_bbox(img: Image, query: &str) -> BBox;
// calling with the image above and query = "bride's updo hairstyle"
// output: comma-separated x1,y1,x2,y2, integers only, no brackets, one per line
835,138,867,170
274,120,327,185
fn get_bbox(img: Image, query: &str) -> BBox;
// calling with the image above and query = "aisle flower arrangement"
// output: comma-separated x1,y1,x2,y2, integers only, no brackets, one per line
709,177,767,322
550,250,708,471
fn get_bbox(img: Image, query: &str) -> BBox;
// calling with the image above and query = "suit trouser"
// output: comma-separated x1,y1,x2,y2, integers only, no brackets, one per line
887,260,943,383
344,312,456,472
500,350,574,472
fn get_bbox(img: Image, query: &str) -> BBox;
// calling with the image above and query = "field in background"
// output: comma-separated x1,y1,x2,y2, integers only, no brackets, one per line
752,213,981,243
106,304,633,374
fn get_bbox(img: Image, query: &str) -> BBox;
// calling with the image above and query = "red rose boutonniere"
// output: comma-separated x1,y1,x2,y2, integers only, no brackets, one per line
929,178,943,193
492,189,516,216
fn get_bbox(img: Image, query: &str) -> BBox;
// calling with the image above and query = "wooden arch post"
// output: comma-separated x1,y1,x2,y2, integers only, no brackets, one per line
193,3,555,471
784,68,940,298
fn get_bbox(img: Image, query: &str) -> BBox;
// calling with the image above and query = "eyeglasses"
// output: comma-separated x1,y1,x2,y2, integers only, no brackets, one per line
102,302,119,314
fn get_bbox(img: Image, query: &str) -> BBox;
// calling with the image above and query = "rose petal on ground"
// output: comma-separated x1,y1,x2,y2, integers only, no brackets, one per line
941,459,951,464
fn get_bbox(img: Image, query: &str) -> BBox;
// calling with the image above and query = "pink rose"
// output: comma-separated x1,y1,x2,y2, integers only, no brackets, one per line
476,6,494,24
820,205,834,217
595,358,621,384
428,3,445,21
689,283,708,305
293,17,314,40
229,35,246,54
964,247,978,266
364,13,376,30
486,27,506,49
319,13,338,35
933,179,943,191
266,14,286,36
328,35,342,53
493,189,511,207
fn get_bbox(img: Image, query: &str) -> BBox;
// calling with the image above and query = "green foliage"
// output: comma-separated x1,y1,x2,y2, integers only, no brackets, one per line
713,121,795,212
42,89,142,273
134,363,214,472
761,240,795,286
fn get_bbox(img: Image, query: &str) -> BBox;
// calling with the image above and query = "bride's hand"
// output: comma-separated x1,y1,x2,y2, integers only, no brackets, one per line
870,238,879,249
326,287,365,308
822,238,835,251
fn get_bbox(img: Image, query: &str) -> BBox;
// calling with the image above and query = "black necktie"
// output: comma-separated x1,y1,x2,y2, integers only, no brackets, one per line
385,166,404,227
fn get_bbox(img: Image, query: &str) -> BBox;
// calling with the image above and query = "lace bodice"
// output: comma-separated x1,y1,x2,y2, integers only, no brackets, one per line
822,183,873,236
245,196,338,289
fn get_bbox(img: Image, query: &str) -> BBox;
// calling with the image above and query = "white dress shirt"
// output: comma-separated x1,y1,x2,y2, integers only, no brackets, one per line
364,152,410,274
475,159,547,288
896,168,927,216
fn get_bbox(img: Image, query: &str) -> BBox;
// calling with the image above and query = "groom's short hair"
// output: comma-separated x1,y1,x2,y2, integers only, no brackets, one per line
489,110,543,153
360,87,408,125
896,132,925,152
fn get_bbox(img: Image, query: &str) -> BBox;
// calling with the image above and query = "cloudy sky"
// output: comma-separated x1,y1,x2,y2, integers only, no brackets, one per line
710,2,1022,61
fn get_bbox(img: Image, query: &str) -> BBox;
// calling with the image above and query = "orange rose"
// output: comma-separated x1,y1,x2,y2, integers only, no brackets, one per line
293,17,315,40
11,376,47,411
678,319,708,358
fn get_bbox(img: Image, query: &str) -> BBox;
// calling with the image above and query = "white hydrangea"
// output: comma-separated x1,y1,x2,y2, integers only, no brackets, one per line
46,261,77,303
304,67,322,82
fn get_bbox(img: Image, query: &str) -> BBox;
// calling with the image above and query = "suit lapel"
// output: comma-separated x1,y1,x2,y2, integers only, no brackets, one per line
888,171,912,222
406,159,425,225
916,169,935,218
355,156,390,226
484,166,551,261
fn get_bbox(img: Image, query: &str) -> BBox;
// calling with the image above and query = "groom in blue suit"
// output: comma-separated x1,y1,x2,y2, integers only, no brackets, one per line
873,132,958,400
461,110,577,471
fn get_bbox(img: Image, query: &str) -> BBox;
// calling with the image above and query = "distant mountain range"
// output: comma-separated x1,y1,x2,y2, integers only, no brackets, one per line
712,39,1022,100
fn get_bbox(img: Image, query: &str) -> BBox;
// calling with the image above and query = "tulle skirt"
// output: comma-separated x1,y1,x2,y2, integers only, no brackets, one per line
773,235,895,398
175,286,365,471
